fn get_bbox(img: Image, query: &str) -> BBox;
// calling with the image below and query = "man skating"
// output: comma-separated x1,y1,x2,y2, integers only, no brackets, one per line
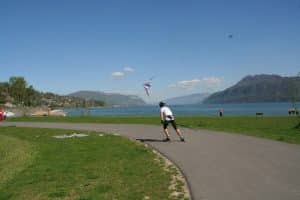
159,102,185,142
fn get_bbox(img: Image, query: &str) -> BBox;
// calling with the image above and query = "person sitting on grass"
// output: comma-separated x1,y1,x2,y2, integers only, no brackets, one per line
159,101,185,142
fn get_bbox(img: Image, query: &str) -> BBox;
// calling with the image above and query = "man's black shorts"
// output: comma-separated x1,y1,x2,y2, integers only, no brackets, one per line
163,120,178,130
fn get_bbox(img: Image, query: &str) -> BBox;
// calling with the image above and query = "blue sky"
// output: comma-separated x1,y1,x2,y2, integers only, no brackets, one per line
1,0,299,102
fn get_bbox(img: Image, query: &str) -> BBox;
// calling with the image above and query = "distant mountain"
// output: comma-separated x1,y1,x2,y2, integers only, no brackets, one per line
164,93,210,105
69,90,146,106
203,74,300,104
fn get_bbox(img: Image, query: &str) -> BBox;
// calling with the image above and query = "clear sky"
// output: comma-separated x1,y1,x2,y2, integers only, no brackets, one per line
1,0,300,102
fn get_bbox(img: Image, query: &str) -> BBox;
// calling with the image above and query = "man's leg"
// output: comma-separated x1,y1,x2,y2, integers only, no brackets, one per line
163,122,171,141
164,129,170,138
171,121,185,141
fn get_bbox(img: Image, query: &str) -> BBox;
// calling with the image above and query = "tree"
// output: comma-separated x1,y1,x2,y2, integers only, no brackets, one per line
24,85,36,106
0,82,9,104
9,76,27,105
0,82,9,94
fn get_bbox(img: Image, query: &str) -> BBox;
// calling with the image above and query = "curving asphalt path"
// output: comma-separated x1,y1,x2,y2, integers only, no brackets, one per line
1,122,300,200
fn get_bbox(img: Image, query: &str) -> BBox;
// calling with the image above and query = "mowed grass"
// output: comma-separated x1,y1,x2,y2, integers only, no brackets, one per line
0,127,176,200
178,116,300,144
9,116,300,144
0,135,36,187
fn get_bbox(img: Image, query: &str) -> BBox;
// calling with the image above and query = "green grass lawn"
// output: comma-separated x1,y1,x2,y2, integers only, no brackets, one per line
178,116,300,144
0,127,186,200
9,116,300,144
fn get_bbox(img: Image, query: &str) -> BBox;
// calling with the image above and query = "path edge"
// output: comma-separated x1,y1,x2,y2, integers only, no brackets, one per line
137,140,195,200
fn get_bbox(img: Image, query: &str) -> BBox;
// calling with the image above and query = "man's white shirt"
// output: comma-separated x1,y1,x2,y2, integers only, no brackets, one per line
160,106,174,121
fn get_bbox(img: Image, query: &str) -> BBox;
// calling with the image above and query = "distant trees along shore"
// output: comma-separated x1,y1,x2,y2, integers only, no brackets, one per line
0,77,105,108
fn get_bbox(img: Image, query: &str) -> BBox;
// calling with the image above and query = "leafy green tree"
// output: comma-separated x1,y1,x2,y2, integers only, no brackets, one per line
0,82,9,104
0,82,9,94
9,76,27,105
24,85,37,106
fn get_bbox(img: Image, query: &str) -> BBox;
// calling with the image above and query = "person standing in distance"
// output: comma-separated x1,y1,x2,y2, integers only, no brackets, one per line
159,102,185,142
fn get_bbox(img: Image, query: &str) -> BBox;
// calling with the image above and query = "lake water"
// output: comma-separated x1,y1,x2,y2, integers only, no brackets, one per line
64,102,300,116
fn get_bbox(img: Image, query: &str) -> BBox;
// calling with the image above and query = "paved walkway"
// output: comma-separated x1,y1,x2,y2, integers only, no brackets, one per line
1,122,300,200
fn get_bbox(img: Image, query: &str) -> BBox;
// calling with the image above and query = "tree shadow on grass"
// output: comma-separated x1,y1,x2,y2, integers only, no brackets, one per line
294,122,300,130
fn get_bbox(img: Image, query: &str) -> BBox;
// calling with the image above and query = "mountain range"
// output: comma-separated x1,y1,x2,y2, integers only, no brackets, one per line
164,93,210,105
203,74,300,104
51,74,300,106
69,90,146,107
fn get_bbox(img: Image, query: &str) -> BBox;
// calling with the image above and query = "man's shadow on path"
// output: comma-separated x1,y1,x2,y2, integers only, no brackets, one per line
136,138,165,142
136,138,182,143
